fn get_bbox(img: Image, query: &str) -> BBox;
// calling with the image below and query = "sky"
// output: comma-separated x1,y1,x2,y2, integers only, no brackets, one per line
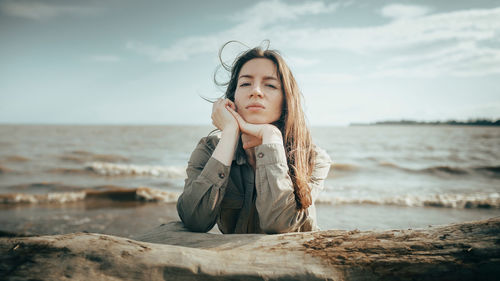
0,0,499,126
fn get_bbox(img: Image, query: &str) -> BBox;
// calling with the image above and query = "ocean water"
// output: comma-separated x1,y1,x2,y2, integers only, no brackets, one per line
1,124,499,237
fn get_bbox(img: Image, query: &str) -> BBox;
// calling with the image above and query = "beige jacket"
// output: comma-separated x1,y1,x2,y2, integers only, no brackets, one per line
176,134,332,234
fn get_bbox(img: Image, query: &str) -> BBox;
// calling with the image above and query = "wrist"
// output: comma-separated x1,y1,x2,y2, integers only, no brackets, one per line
222,125,240,141
261,126,282,144
222,124,239,134
213,124,239,166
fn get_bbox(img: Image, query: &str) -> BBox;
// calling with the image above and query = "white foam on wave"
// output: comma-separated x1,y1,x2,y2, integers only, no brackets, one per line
0,187,181,204
316,193,500,208
135,187,180,203
1,192,87,204
4,186,498,209
85,162,186,178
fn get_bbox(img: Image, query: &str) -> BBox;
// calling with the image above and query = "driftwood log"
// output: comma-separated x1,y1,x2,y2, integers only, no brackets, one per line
1,217,499,280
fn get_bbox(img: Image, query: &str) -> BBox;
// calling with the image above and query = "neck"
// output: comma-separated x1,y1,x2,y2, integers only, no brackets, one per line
245,147,256,170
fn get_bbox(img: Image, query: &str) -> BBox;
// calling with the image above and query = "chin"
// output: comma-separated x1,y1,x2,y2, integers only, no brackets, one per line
242,115,271,124
243,115,280,125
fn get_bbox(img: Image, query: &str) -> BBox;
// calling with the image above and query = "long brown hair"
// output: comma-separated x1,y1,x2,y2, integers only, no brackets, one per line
216,41,316,210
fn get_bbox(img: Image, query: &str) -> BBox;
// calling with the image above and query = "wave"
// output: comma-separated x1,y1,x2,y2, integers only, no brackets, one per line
376,162,500,177
3,183,499,210
43,160,500,180
47,162,187,178
48,168,93,175
59,150,129,164
423,165,500,177
327,163,359,178
0,187,180,204
0,164,14,174
84,162,186,178
327,162,486,178
377,161,470,175
476,165,500,174
4,155,29,162
421,166,469,175
5,182,91,194
316,193,500,209
330,163,358,171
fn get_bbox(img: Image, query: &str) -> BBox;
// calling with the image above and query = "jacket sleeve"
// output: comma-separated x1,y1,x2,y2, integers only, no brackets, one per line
176,137,231,232
254,143,331,234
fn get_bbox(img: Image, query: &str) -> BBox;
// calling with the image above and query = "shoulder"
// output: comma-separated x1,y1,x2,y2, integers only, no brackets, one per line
188,134,221,164
312,144,332,166
196,134,221,151
310,144,332,180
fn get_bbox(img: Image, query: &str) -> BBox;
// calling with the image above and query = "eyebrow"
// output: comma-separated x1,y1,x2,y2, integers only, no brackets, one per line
238,74,279,81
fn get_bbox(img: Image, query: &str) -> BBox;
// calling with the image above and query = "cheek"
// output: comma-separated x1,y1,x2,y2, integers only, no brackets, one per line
234,91,245,112
273,95,284,116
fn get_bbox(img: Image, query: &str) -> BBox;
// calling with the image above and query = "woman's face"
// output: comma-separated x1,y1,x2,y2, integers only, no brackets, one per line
234,58,284,124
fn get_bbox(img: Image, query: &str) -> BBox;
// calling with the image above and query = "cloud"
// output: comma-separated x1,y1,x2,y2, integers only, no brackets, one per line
299,72,359,84
0,0,100,20
88,55,121,62
372,41,500,78
280,7,500,53
286,56,321,68
126,37,217,63
228,0,338,27
126,0,339,63
380,4,432,20
126,41,164,61
127,0,500,78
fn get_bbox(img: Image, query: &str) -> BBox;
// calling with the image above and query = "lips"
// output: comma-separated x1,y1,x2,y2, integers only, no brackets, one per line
246,102,265,109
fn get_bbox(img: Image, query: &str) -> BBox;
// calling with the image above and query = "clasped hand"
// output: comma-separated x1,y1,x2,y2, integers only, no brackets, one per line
211,98,283,149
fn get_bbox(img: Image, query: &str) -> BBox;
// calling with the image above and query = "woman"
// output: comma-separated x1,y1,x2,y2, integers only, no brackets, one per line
176,42,331,234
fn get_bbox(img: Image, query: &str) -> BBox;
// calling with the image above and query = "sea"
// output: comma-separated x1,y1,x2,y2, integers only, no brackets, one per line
1,124,499,238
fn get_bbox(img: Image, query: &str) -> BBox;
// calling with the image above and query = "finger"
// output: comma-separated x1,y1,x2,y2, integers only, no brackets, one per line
226,106,263,138
225,104,239,116
226,105,245,125
214,99,226,114
225,104,236,116
226,100,236,111
213,99,222,112
222,99,235,112
227,106,255,134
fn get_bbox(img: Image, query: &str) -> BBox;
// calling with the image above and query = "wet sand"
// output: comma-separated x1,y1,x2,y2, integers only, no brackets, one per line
0,200,182,238
2,199,500,238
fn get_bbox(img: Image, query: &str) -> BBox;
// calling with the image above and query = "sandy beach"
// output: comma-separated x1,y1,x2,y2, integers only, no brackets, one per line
0,199,180,238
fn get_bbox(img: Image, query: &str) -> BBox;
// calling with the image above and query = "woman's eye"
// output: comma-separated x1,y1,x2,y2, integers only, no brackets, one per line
239,83,250,87
266,84,277,89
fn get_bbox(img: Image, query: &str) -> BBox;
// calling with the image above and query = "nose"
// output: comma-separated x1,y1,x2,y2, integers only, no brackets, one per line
250,85,263,98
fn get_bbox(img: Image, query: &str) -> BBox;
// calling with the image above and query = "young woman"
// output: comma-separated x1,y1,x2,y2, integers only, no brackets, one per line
176,42,332,234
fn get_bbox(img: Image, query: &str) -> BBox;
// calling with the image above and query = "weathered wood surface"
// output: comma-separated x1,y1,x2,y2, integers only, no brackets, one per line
1,217,499,280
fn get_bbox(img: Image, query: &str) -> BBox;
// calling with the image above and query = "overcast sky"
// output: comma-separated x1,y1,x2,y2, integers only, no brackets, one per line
1,0,499,126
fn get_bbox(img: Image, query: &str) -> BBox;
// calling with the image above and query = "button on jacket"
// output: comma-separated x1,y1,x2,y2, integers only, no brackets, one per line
176,134,332,234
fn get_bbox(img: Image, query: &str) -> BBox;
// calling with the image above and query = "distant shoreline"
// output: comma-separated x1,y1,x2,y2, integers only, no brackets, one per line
350,119,500,127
